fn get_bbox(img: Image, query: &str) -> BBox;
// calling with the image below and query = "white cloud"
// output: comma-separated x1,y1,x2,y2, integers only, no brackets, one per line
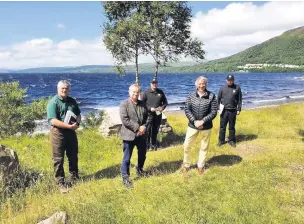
191,1,304,60
0,37,116,69
1,1,304,69
57,24,65,29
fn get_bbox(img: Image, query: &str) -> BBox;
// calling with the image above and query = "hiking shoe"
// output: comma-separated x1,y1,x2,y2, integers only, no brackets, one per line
151,145,158,151
229,141,236,148
70,173,80,182
136,168,147,177
122,177,133,189
217,142,225,147
197,167,205,175
180,166,190,174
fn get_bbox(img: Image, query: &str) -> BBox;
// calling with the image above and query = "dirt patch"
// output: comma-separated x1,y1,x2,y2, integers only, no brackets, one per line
235,143,265,156
288,164,304,171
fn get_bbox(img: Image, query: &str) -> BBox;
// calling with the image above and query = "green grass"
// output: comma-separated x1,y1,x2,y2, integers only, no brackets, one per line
0,103,304,223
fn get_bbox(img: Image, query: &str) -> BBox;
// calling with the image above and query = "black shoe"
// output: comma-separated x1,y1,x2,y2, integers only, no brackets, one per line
70,173,80,181
217,142,225,147
122,177,133,189
151,145,158,151
229,141,236,147
136,168,147,177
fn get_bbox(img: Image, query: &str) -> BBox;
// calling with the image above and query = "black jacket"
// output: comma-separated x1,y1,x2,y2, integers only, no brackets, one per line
141,88,168,113
217,84,242,111
185,90,218,130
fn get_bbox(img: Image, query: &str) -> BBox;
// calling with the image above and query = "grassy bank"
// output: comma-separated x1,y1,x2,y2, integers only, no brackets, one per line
0,102,303,224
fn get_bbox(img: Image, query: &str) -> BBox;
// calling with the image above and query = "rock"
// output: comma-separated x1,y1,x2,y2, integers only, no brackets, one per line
37,211,68,224
98,108,122,137
98,108,172,137
0,145,20,191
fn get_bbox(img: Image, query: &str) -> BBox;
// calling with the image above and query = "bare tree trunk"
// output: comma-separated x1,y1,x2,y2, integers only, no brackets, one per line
135,48,139,84
154,61,159,79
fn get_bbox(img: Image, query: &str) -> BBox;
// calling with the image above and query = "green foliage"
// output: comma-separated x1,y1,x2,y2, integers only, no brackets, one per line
102,1,205,80
0,82,49,138
0,103,303,223
81,110,105,129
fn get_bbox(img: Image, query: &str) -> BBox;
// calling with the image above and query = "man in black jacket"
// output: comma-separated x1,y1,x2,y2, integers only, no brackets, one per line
217,74,242,147
183,76,218,175
141,78,168,151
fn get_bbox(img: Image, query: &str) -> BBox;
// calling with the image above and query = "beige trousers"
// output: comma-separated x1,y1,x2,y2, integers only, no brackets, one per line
183,126,212,168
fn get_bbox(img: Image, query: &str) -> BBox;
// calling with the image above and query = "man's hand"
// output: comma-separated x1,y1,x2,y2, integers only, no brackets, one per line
194,120,204,128
237,111,240,115
70,123,79,130
137,125,146,136
156,106,163,112
151,107,156,112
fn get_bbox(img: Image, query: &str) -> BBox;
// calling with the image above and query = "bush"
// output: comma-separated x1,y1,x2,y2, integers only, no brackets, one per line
0,82,49,138
81,110,105,129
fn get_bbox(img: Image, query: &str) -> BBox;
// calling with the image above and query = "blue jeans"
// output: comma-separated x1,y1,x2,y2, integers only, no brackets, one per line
121,136,147,178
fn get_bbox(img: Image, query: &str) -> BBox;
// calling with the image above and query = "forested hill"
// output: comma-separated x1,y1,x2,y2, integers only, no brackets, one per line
190,26,304,72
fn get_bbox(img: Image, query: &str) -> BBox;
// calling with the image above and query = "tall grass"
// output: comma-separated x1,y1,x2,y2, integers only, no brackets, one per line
0,102,303,224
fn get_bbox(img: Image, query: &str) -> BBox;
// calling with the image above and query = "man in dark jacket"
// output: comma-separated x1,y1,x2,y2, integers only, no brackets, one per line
141,78,168,151
119,84,152,189
183,76,218,175
217,74,242,147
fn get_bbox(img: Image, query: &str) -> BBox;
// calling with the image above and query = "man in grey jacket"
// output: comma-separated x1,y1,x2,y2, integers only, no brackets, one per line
119,84,152,188
183,76,218,175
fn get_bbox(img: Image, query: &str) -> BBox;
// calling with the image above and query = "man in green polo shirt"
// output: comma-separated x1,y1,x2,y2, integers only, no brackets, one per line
47,80,81,194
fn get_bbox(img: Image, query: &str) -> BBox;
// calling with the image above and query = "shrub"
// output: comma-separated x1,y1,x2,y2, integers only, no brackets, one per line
0,81,49,138
81,110,105,129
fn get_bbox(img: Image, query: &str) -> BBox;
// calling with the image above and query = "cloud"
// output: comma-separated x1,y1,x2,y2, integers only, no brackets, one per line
0,37,116,69
56,24,65,29
1,1,304,69
191,1,304,60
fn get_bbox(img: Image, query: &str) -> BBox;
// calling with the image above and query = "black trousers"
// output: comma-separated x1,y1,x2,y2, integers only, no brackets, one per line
146,114,162,146
50,126,78,184
219,109,237,144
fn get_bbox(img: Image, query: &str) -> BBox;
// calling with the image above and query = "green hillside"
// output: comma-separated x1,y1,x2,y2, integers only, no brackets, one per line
192,26,304,72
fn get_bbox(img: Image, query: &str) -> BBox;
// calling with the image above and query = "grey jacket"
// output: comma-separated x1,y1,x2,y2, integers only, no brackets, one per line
119,99,152,141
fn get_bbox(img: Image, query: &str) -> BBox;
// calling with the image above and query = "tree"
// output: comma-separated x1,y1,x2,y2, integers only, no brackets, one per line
102,1,205,81
141,1,205,78
103,2,149,84
0,82,48,138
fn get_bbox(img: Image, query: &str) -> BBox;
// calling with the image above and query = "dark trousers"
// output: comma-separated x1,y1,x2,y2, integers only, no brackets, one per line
146,114,162,146
219,109,237,144
121,136,147,178
50,127,78,184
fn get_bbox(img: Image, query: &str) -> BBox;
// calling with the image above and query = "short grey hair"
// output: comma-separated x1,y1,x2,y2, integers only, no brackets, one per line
128,83,140,92
195,76,208,88
57,80,71,89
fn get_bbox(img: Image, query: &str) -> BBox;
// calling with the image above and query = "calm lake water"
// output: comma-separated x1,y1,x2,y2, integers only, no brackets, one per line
1,72,304,114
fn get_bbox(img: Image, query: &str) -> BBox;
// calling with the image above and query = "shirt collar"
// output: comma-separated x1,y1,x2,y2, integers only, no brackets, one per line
196,90,208,98
56,94,69,101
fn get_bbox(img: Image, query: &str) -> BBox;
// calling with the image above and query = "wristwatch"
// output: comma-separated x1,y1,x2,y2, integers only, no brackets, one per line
76,122,80,126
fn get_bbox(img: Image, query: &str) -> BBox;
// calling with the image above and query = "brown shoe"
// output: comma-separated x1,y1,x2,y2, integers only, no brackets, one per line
198,167,205,175
180,167,190,174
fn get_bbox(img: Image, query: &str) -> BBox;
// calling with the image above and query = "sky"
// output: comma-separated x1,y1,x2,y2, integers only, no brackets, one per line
0,1,303,70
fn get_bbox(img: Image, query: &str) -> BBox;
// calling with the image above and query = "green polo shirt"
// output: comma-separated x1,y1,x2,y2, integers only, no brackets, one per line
47,94,81,124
